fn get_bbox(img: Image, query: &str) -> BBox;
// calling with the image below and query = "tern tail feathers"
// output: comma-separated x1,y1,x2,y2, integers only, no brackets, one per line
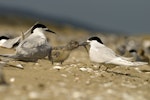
106,57,148,66
119,56,134,61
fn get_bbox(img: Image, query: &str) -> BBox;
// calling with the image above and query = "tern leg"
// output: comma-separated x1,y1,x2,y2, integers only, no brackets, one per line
83,45,88,53
51,61,54,65
0,66,7,85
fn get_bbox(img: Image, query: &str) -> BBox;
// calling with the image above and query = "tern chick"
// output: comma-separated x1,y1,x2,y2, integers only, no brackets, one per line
0,24,56,62
86,36,148,69
49,40,86,64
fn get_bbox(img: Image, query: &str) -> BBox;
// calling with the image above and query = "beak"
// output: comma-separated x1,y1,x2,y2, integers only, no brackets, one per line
79,41,88,46
46,28,56,34
79,42,89,53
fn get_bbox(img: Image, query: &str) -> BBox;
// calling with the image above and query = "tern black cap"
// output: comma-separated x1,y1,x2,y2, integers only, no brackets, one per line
88,36,103,44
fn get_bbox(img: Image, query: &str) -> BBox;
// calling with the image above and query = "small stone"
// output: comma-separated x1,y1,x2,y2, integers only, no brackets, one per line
0,61,6,65
61,74,67,77
74,77,80,82
86,80,90,85
79,67,87,71
134,67,141,73
35,63,39,66
55,63,61,66
53,66,62,70
107,89,114,94
103,82,112,87
70,64,77,67
92,65,100,70
29,91,39,99
10,77,15,82
16,64,24,69
72,91,83,99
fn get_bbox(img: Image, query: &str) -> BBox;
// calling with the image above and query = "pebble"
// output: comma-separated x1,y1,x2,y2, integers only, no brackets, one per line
10,77,15,82
0,61,6,65
79,67,87,71
85,80,90,85
35,63,39,66
107,89,114,94
61,74,67,78
103,82,113,87
16,64,24,69
70,64,77,67
53,66,62,70
74,77,80,82
79,67,93,73
72,91,84,99
134,68,142,73
28,91,39,99
55,63,61,66
92,64,100,70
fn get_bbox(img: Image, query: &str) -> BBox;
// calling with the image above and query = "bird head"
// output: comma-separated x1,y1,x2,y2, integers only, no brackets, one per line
87,36,103,44
67,40,79,50
31,24,56,34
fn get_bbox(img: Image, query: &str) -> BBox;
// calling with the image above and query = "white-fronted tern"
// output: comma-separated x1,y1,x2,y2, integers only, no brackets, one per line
0,24,56,62
86,36,148,67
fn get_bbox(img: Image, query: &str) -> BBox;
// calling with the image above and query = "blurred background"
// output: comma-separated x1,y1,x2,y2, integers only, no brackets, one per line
0,1,150,100
0,0,150,35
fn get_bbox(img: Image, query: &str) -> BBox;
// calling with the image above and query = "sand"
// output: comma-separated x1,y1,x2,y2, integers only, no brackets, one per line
0,23,150,100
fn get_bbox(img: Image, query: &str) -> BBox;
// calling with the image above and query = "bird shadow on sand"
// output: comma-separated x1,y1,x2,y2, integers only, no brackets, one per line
140,69,150,73
105,70,140,78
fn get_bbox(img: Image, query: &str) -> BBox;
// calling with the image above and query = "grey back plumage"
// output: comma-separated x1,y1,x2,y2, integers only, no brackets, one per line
0,23,55,62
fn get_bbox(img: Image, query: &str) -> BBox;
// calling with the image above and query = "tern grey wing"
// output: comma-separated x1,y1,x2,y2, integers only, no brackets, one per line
97,45,117,61
103,46,135,61
17,35,44,48
15,35,50,60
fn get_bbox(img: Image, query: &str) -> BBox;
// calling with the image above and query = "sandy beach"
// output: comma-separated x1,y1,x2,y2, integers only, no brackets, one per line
0,21,150,100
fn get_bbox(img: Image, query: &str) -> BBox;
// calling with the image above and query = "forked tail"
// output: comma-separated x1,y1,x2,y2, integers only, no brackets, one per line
106,57,148,66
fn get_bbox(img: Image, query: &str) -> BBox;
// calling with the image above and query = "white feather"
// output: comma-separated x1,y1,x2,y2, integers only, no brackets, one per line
106,57,148,66
88,39,148,66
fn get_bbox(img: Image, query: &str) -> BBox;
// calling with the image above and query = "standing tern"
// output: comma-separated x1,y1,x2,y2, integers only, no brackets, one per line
86,36,148,68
